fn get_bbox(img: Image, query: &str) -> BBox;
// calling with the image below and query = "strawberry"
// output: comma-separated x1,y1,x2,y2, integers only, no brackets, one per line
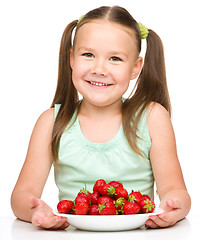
90,191,100,204
75,202,89,215
99,183,116,198
57,200,74,214
123,201,140,215
97,196,113,205
115,197,127,214
128,191,143,204
108,181,123,188
88,205,99,215
138,199,155,213
142,194,151,201
114,187,128,200
75,195,90,205
93,179,106,192
99,202,116,215
77,182,91,203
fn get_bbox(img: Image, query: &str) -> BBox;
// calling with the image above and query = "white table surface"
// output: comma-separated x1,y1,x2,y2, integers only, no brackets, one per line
0,212,205,240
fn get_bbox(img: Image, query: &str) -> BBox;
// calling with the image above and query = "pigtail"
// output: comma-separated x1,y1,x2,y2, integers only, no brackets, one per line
51,20,79,164
122,29,171,157
139,29,171,115
51,20,78,107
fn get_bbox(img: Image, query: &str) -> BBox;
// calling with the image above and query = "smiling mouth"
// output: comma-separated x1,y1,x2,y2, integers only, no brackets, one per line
87,81,112,87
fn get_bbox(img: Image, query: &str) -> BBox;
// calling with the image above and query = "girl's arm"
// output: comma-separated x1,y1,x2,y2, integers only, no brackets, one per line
11,108,68,229
146,103,191,228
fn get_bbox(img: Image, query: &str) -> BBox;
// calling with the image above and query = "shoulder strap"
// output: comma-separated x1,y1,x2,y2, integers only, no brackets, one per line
54,104,61,120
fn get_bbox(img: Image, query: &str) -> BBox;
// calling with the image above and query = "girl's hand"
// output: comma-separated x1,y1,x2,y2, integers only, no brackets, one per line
145,199,182,228
29,196,69,230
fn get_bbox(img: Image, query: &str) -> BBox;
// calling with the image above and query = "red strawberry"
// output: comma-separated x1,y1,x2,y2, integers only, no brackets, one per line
114,187,128,200
115,197,127,214
93,179,106,192
128,191,143,204
138,199,155,213
77,182,91,203
97,196,113,205
99,183,116,198
99,202,116,215
142,194,151,201
75,202,89,215
57,200,74,214
123,201,140,215
88,205,99,215
75,195,90,205
108,181,123,188
90,191,100,204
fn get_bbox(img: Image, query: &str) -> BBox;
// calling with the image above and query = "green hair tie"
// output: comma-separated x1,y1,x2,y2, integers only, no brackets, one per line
138,22,149,39
77,15,84,23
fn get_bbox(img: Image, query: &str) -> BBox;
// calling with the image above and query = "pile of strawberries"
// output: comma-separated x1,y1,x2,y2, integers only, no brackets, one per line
57,179,155,215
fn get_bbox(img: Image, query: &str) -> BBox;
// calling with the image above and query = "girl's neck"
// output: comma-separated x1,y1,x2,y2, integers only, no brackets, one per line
78,98,122,119
77,98,123,143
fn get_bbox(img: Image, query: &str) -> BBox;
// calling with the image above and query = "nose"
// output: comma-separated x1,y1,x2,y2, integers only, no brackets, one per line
91,58,107,76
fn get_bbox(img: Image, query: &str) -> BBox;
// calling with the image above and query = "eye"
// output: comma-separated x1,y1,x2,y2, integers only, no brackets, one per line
110,56,122,62
82,52,94,58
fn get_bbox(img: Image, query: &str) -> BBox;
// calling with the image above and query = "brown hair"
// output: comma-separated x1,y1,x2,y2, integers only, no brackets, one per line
51,6,171,163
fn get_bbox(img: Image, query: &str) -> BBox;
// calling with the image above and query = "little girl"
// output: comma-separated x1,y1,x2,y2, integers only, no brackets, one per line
11,6,191,229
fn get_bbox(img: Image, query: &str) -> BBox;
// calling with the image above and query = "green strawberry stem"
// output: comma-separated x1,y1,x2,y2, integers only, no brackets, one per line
98,202,106,214
83,181,87,190
128,194,136,202
107,186,116,196
143,200,155,212
81,181,90,194
115,198,125,207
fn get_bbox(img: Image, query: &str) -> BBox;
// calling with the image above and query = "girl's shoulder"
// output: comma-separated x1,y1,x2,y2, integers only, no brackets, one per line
38,108,54,123
34,108,55,132
147,102,170,120
146,102,172,140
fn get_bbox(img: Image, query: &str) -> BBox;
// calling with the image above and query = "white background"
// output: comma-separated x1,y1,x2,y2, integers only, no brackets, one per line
0,0,206,217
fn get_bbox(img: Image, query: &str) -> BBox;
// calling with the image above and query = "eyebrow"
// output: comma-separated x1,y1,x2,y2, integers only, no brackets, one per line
77,47,94,53
110,51,128,58
77,47,128,58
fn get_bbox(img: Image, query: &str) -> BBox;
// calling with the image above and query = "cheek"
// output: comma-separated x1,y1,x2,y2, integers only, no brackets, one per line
114,67,131,85
72,61,87,81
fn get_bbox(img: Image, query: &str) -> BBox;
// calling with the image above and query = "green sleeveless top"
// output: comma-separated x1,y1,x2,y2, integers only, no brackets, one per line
54,103,154,201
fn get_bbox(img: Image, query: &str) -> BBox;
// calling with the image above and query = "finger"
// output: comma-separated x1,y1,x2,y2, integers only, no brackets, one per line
59,221,70,230
166,199,182,209
50,219,70,230
160,200,173,212
158,209,179,226
49,217,67,229
148,215,170,228
40,215,69,229
32,215,59,229
145,219,160,229
29,196,40,209
31,215,43,227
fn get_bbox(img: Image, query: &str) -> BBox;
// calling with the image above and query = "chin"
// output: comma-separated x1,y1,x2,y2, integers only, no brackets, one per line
84,96,122,108
90,100,112,107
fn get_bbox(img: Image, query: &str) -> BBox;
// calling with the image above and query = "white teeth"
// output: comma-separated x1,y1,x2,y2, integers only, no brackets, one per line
90,81,109,86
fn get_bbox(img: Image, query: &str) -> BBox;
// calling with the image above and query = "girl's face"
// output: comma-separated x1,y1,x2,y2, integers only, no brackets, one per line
70,20,142,108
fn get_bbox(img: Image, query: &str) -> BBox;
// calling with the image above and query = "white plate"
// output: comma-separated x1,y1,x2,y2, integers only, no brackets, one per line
53,207,163,231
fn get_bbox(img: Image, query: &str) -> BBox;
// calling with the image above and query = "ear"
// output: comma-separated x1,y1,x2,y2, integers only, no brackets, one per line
130,57,143,80
70,48,74,69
